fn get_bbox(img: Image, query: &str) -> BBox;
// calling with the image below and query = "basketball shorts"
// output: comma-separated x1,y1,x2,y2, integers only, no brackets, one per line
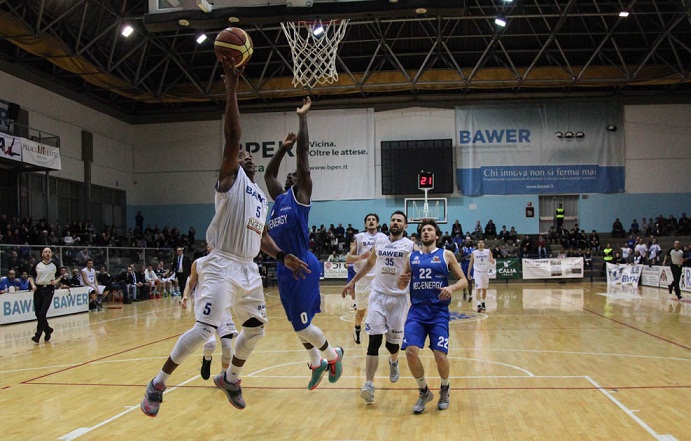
195,251,267,329
364,291,408,344
276,252,322,331
401,305,450,354
474,270,490,289
354,275,374,311
217,312,238,339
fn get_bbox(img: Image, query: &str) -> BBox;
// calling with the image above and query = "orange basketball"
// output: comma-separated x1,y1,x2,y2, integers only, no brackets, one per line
214,27,253,67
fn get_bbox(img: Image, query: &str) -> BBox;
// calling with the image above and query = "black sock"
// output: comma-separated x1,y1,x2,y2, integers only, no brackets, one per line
355,325,361,331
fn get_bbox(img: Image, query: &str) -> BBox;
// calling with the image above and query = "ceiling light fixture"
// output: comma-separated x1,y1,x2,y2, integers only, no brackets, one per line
178,19,190,27
121,24,134,38
196,33,207,44
619,10,630,17
495,13,507,27
415,8,427,14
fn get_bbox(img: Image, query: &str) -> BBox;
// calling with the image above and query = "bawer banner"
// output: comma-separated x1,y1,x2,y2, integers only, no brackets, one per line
495,258,522,280
455,99,624,195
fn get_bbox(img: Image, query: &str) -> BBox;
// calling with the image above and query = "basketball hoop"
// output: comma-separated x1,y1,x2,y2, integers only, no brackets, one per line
280,19,349,88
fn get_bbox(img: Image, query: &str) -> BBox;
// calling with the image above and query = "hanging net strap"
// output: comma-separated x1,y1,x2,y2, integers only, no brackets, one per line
280,19,350,88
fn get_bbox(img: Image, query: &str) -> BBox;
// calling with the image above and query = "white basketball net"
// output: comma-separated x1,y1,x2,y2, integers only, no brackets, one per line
280,19,349,88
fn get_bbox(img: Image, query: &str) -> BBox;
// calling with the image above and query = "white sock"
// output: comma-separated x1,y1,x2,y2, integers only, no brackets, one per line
415,376,427,390
441,378,450,387
154,370,170,386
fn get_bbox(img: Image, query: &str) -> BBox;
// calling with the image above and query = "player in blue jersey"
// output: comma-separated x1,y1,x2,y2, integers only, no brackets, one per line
265,96,343,390
398,219,467,414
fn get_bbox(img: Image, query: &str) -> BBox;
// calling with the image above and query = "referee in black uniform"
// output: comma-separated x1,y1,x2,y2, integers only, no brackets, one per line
30,247,58,343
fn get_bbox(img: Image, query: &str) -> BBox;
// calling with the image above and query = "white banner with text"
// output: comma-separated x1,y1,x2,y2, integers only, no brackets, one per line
238,108,375,200
522,258,584,279
1,287,90,325
605,263,643,285
0,132,62,170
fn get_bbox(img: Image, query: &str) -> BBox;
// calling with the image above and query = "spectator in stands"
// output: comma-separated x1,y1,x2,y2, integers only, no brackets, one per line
56,267,73,288
629,219,640,235
678,213,689,235
97,265,125,302
611,218,625,238
17,270,32,291
82,259,103,311
648,238,662,265
3,250,21,272
640,217,649,236
335,223,345,242
583,249,593,269
327,251,338,262
589,230,600,251
519,235,533,258
508,226,518,243
613,251,627,264
602,243,614,275
380,223,389,235
634,237,648,261
472,221,483,240
546,225,557,245
172,247,191,295
484,219,497,240
135,210,144,234
620,243,631,261
144,264,161,298
497,225,509,242
536,235,547,258
451,220,463,238
125,264,144,302
629,250,644,265
0,269,20,293
63,230,79,246
69,268,83,287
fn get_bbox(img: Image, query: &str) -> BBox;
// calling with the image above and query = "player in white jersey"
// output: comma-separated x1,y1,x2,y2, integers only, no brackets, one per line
141,57,309,417
81,259,102,311
181,253,237,381
343,210,417,404
346,213,387,344
467,239,495,313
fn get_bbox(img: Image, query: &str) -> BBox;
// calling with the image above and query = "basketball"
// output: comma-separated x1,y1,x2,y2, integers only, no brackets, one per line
214,27,253,67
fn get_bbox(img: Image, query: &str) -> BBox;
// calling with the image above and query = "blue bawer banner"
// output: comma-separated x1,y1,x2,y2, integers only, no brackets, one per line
455,99,625,195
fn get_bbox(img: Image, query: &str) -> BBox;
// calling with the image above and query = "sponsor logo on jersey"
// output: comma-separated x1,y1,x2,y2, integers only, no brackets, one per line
267,214,288,230
245,185,267,204
247,217,263,235
432,256,441,262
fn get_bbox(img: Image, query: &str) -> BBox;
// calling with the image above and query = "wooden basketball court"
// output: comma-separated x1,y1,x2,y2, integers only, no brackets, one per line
1,281,689,440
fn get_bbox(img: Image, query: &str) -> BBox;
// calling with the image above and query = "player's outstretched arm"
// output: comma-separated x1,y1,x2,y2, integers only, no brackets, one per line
260,228,311,279
467,254,474,280
345,240,369,264
438,249,468,300
343,244,377,298
264,132,296,200
397,260,411,290
218,57,244,193
181,260,198,309
294,97,312,205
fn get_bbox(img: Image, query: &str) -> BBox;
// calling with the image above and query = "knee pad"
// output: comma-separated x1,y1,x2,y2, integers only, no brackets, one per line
234,325,264,361
385,341,399,355
171,322,214,364
296,324,326,349
367,334,383,356
203,336,216,353
220,336,233,366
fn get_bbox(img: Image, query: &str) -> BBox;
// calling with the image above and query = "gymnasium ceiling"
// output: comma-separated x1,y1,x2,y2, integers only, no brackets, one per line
1,0,691,122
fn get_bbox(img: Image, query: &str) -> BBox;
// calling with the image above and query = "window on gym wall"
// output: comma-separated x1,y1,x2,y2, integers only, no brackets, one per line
26,174,126,228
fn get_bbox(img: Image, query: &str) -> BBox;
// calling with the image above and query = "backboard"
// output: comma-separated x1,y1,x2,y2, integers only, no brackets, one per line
404,198,447,224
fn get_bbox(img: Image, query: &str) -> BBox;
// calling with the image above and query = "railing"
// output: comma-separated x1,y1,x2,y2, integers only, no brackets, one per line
1,244,176,276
